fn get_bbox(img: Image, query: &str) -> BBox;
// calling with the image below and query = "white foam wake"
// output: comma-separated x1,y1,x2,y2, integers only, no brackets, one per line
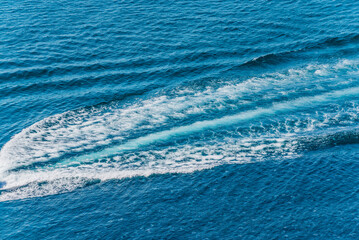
1,59,359,201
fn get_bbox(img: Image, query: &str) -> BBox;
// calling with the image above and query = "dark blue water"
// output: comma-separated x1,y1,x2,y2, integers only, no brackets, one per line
1,0,359,239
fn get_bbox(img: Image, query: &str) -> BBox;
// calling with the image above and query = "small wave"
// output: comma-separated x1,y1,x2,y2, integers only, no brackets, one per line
3,32,359,100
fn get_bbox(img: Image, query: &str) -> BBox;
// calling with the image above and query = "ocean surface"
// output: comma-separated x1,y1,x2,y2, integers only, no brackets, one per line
1,0,359,239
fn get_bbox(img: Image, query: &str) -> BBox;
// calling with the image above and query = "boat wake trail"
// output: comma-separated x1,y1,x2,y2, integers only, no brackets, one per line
1,59,359,201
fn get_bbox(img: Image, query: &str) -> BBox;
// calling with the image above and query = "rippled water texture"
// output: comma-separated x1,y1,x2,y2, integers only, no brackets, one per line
1,0,359,239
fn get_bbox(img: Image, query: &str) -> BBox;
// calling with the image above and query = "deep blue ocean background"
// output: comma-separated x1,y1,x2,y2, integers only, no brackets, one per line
1,0,359,239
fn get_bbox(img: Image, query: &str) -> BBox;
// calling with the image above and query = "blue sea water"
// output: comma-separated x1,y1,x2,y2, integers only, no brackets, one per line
1,0,359,239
